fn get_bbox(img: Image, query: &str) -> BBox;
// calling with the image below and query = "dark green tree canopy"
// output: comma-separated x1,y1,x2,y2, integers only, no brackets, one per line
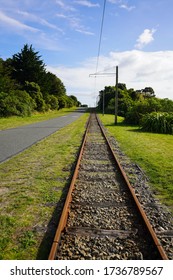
11,44,46,86
0,44,81,117
41,71,66,97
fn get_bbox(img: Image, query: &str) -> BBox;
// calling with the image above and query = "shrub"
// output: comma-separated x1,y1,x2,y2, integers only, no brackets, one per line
141,112,173,134
0,90,35,117
125,98,162,125
24,82,46,112
46,95,59,110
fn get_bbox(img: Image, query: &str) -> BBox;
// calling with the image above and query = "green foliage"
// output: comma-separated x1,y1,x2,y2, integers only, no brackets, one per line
100,114,173,211
98,86,115,112
11,44,45,86
46,95,59,110
0,90,35,117
141,87,155,98
141,112,173,134
69,95,79,106
58,96,67,109
18,231,36,249
41,72,66,97
159,98,173,112
24,82,46,112
125,98,162,125
0,44,80,117
98,84,135,116
98,83,173,131
0,58,16,92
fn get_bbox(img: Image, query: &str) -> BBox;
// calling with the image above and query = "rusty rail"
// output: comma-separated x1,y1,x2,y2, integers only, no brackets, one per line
48,113,168,260
48,114,91,260
96,114,168,260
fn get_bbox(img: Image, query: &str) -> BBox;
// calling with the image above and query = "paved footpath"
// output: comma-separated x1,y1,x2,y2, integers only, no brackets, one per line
0,108,86,163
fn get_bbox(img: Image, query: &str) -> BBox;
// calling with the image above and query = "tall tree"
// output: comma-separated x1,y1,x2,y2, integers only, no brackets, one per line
41,71,66,97
11,44,46,86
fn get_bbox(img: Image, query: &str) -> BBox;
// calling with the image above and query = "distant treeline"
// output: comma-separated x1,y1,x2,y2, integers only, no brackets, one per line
0,44,81,117
98,84,173,134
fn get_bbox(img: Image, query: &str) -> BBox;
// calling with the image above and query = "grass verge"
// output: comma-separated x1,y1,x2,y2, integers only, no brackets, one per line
0,113,89,259
99,114,173,212
0,107,77,130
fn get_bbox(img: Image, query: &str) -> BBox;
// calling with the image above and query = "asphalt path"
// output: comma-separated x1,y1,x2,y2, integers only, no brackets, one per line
0,108,86,163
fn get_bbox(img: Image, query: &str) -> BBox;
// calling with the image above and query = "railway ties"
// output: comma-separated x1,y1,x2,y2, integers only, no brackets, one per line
49,113,169,260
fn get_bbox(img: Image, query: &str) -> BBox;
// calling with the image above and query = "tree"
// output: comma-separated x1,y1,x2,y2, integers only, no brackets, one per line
11,44,46,87
142,87,155,98
68,95,78,106
159,98,173,112
24,82,46,112
41,71,66,97
0,90,35,117
0,58,16,92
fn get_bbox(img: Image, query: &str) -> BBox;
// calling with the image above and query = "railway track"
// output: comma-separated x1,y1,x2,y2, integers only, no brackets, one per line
49,113,169,260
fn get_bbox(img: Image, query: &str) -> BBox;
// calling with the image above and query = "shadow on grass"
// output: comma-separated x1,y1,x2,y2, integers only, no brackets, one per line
104,121,143,133
36,165,75,260
36,131,85,260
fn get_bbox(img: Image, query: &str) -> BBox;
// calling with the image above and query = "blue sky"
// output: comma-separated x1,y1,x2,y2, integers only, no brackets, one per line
0,0,173,106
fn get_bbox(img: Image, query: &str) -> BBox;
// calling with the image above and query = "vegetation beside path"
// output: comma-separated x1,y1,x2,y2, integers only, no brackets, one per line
0,107,77,130
0,113,88,259
1,110,172,260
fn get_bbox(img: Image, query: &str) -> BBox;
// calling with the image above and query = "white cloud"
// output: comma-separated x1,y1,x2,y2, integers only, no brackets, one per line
74,1,100,8
0,10,63,51
17,10,64,33
56,13,94,35
47,50,173,106
135,28,156,49
75,29,94,35
108,0,121,3
0,11,39,33
108,0,135,11
120,4,135,11
55,0,76,11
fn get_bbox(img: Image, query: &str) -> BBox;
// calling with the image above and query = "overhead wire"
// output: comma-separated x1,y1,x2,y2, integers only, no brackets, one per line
95,0,107,74
93,0,107,105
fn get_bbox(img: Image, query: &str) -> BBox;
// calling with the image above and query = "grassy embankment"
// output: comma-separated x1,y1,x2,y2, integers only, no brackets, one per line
99,114,173,212
0,107,77,130
0,110,89,259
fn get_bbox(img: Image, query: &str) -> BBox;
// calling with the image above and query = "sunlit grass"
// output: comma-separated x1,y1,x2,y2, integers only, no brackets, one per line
0,107,77,130
99,114,173,212
0,113,89,259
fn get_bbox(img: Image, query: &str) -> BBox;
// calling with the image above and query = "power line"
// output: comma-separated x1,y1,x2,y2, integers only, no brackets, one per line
95,0,107,74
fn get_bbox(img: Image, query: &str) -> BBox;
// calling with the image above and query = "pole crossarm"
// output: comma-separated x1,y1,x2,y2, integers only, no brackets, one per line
89,66,119,125
89,72,116,77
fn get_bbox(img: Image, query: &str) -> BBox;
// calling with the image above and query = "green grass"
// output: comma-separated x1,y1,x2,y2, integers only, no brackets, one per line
0,112,89,259
0,107,77,130
99,114,173,212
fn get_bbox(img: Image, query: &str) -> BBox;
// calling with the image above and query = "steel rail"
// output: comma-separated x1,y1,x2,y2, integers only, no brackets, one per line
48,113,168,260
96,114,168,260
48,114,91,260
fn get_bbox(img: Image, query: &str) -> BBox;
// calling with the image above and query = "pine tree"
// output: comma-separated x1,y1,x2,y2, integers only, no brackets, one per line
11,44,46,86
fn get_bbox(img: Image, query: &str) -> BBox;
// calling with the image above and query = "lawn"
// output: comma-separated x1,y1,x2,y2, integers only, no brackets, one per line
0,112,89,259
99,114,173,212
0,107,77,130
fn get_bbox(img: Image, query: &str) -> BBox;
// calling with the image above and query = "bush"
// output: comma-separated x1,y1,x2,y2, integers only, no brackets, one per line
0,90,35,117
24,82,46,112
141,112,173,134
46,95,59,110
125,98,162,125
58,96,67,109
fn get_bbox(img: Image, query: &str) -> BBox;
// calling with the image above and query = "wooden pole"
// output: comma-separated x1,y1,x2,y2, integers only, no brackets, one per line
115,66,118,124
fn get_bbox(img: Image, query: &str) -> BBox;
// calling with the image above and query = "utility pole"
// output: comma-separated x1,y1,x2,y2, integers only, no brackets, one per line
102,91,104,116
89,66,119,121
115,66,118,124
